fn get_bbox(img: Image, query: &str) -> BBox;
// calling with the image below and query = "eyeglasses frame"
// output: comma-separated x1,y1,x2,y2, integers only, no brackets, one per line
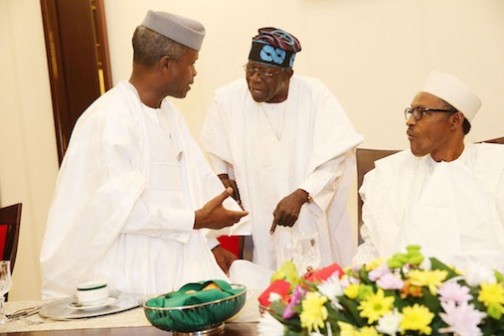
243,63,285,80
404,106,457,121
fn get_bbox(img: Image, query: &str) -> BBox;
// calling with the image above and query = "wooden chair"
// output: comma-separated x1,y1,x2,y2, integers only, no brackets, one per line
356,149,398,243
483,136,504,144
0,203,22,274
355,136,504,244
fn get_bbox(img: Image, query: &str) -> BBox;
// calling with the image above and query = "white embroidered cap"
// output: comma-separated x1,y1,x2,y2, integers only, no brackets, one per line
141,10,205,51
422,71,481,121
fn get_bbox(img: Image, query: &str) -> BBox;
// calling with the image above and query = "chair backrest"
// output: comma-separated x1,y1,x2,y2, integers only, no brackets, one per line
356,149,398,244
0,203,22,273
355,136,503,244
482,136,504,144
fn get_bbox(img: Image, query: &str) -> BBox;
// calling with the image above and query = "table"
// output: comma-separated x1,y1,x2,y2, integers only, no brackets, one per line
1,323,259,335
1,292,261,335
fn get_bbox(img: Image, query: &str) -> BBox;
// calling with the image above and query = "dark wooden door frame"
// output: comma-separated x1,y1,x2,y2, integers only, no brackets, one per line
40,0,112,164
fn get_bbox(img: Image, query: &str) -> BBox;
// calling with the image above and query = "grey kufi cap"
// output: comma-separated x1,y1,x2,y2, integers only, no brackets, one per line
141,10,205,51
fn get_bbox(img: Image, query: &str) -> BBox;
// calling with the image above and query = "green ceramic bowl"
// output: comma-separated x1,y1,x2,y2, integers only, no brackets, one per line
143,284,247,333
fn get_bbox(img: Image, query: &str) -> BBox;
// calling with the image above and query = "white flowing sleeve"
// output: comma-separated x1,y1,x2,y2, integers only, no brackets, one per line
352,170,379,265
352,224,379,266
122,196,195,240
299,154,346,211
207,153,232,176
201,98,235,174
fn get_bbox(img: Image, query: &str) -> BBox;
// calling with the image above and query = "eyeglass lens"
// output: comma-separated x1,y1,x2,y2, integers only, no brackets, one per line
244,64,281,79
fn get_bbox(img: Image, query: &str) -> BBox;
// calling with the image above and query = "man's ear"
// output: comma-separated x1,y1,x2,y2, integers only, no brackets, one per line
159,55,171,70
450,112,465,129
285,68,294,79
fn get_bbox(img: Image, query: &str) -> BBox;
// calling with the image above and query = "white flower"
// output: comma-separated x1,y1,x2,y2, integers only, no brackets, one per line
340,274,360,288
463,262,496,286
318,274,343,309
376,309,402,336
268,292,282,303
420,256,432,270
257,311,285,336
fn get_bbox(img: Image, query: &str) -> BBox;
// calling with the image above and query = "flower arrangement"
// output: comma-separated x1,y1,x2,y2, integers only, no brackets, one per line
257,245,504,336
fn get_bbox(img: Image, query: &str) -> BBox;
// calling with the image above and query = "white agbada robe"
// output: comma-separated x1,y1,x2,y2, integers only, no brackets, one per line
354,143,504,271
201,75,363,270
40,81,246,298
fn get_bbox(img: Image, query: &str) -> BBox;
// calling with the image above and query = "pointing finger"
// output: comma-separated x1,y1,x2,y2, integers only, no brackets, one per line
270,221,277,234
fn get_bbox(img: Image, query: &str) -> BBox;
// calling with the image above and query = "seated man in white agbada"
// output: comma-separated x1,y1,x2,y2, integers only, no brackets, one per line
39,11,257,299
353,71,504,271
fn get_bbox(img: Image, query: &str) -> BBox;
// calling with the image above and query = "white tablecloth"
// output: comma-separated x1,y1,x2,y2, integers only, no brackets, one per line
1,290,260,333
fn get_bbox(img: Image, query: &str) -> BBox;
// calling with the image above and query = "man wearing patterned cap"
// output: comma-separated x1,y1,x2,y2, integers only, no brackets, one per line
354,71,504,271
202,27,363,270
40,11,249,298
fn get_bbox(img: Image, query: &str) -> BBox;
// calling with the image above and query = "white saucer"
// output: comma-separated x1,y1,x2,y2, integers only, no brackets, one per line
67,297,118,311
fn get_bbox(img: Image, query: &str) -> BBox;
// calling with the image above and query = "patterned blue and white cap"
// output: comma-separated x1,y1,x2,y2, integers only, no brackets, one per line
248,27,302,68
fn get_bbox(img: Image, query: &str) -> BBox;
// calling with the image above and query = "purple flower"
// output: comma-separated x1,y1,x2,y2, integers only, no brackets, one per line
369,263,391,281
439,301,486,336
438,281,473,305
376,273,404,290
283,285,306,319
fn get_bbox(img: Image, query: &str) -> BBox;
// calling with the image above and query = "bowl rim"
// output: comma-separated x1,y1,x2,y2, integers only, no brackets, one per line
143,283,247,311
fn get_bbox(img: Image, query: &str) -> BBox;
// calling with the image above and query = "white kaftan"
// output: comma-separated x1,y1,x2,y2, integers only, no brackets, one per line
354,143,504,271
40,81,244,298
201,76,363,270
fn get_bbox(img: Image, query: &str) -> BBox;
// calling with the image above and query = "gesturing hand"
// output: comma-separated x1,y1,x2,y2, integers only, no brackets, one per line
270,189,309,234
194,187,248,230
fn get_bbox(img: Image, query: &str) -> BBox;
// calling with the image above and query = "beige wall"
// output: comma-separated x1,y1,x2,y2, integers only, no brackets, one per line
1,0,503,300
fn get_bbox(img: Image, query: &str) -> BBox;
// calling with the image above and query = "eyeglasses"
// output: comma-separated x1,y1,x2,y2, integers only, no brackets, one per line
243,64,283,80
404,106,457,121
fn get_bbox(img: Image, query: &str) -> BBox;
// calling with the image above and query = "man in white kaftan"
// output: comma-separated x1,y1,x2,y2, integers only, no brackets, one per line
40,11,249,298
201,28,363,270
354,71,504,271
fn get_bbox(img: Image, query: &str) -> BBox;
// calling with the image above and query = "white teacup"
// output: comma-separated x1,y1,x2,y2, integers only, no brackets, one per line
76,281,109,306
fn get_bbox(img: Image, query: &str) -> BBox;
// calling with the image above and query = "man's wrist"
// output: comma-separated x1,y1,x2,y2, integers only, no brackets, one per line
298,189,312,203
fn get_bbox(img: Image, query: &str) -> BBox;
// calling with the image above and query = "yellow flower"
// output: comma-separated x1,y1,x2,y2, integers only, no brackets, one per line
358,288,394,323
338,322,359,336
344,283,360,299
408,269,447,295
400,304,434,335
300,292,328,332
365,258,387,271
357,326,380,336
478,283,504,306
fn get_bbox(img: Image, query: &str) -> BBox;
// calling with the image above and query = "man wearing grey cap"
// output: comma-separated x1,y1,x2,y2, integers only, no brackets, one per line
202,28,363,271
353,71,504,271
40,11,248,298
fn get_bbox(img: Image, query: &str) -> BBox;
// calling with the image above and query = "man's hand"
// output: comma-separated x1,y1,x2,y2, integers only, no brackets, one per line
194,187,248,230
218,174,242,206
270,189,309,234
212,245,237,275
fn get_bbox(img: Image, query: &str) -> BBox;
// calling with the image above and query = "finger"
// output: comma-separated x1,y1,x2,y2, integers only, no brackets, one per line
270,221,277,234
228,210,249,222
215,187,234,204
